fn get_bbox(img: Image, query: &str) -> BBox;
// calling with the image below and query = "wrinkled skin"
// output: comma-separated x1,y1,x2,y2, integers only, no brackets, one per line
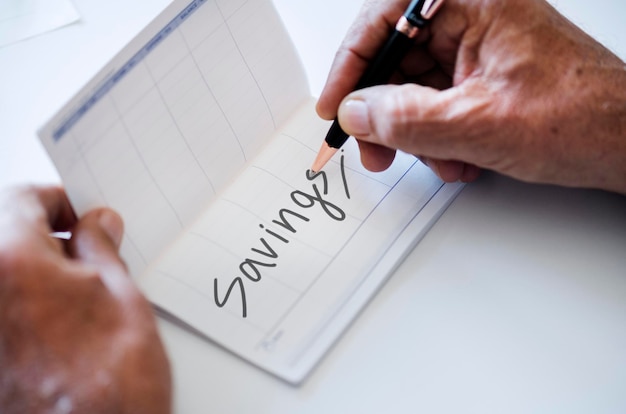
0,186,171,413
317,0,626,193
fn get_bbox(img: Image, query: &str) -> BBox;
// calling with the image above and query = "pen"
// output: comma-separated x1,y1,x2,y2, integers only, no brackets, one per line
311,0,445,173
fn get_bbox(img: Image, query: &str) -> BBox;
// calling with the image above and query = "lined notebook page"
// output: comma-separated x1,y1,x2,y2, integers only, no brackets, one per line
39,0,309,277
39,0,463,383
142,100,458,382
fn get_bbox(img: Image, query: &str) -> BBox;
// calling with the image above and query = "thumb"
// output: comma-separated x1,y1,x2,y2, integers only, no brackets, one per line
337,83,491,162
69,208,127,275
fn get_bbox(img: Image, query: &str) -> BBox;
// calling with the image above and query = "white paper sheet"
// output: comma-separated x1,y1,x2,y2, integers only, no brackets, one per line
0,0,80,48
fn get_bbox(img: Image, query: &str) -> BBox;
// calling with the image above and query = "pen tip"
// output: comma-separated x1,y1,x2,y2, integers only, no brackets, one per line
311,142,338,173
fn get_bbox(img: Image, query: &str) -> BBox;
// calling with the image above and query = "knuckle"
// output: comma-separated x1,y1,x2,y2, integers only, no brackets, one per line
376,85,422,149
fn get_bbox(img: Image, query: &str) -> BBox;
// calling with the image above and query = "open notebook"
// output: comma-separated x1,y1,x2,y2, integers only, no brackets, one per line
39,0,463,384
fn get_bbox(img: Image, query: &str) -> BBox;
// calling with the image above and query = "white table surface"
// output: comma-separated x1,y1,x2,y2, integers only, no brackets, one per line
1,1,625,413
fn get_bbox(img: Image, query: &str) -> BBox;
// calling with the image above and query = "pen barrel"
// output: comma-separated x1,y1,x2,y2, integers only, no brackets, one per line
324,31,415,149
355,31,414,89
325,118,349,148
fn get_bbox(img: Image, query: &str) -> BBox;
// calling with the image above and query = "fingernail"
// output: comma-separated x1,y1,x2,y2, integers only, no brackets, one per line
339,99,371,136
98,209,124,248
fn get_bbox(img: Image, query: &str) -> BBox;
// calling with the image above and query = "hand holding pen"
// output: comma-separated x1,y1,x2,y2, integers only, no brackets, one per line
314,0,626,194
312,0,445,173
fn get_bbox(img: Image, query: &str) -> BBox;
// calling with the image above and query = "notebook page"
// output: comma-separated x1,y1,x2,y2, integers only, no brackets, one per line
37,0,464,384
141,99,463,383
38,0,309,277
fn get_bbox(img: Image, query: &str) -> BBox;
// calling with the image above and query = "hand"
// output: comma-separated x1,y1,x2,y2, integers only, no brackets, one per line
0,186,171,413
317,0,626,193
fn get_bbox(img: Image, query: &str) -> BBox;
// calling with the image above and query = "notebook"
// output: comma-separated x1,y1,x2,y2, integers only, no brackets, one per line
38,0,463,384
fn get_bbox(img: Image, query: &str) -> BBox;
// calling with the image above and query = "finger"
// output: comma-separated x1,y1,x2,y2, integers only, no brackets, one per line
460,163,482,183
337,81,495,164
356,140,396,172
428,159,465,182
316,1,409,120
422,158,482,183
68,208,131,294
35,186,77,232
0,185,77,233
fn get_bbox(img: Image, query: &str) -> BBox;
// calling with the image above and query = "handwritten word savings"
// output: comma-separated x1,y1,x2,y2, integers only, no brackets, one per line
214,158,351,318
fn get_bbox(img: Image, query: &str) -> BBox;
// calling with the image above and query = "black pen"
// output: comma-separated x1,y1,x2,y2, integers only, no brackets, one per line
311,0,445,173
